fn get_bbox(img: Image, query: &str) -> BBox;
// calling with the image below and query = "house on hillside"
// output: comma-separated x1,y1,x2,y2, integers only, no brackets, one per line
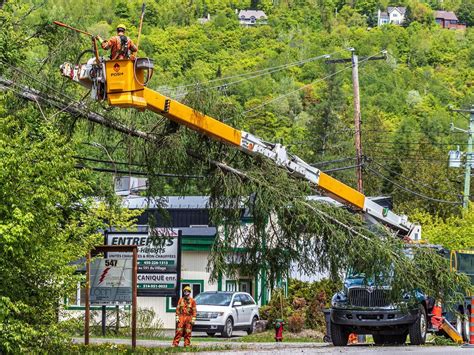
198,13,211,25
237,9,268,26
434,11,466,30
377,7,406,26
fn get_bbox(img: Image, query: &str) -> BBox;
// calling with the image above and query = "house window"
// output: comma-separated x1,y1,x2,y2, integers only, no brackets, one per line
167,280,204,312
226,280,237,292
226,279,252,296
239,280,251,294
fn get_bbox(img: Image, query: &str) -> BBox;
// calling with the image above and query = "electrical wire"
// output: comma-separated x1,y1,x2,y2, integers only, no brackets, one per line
367,141,468,146
162,50,343,93
365,157,461,198
236,50,386,119
172,52,340,99
75,164,204,179
365,166,461,205
73,156,145,168
310,157,355,167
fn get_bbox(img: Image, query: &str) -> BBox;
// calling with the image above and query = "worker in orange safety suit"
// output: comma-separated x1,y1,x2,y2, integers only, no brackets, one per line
172,285,197,347
96,24,137,60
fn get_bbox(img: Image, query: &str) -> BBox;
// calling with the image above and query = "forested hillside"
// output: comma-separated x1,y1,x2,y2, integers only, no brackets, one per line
2,0,473,214
0,0,473,350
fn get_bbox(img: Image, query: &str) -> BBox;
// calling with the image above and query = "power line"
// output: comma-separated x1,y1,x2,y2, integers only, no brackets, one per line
323,164,361,173
366,141,468,146
74,155,144,168
172,52,341,99
365,157,461,198
310,157,355,167
365,166,461,205
75,164,204,179
237,51,385,119
163,50,343,93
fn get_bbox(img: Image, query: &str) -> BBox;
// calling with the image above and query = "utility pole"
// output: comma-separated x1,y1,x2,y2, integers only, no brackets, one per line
450,105,474,209
326,49,386,193
351,50,363,193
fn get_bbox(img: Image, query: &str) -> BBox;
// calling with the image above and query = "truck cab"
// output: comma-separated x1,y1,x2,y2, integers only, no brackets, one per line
330,268,431,346
330,247,473,346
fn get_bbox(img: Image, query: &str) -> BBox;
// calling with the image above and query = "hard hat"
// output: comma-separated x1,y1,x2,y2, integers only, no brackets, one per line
116,24,126,31
183,286,192,293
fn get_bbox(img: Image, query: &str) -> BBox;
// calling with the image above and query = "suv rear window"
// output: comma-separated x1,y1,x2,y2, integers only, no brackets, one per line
195,292,233,306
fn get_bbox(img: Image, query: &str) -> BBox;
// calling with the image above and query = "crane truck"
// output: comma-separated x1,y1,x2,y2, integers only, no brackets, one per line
58,49,474,346
59,56,421,241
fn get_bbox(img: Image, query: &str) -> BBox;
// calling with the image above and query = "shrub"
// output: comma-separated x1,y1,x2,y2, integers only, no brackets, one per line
305,290,327,330
287,312,305,333
292,297,306,310
259,288,292,328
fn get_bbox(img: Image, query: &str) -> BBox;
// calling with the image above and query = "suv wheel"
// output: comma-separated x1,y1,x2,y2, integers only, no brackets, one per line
409,305,427,345
222,317,233,338
247,316,258,335
330,322,349,346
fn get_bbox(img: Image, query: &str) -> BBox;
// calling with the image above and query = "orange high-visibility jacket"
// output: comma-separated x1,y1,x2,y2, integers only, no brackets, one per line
176,297,197,318
101,35,137,60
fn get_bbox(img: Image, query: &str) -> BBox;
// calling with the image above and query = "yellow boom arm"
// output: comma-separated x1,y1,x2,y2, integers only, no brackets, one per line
61,58,420,239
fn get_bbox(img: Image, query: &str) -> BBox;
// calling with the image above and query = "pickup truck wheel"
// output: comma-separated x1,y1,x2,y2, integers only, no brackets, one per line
330,322,349,346
247,316,258,335
409,306,427,345
221,317,233,338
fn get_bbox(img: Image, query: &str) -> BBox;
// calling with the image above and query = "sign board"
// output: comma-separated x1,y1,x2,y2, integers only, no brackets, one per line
106,230,181,297
90,259,132,305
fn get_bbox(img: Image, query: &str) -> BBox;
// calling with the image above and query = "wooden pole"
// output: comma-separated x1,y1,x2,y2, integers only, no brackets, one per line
85,252,91,346
351,50,363,193
132,247,138,349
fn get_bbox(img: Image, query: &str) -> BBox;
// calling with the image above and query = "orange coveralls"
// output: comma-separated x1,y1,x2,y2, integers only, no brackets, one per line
172,296,197,346
101,35,137,60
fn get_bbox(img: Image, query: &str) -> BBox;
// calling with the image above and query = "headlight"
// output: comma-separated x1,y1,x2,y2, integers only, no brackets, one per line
197,311,224,319
331,292,348,308
209,312,224,318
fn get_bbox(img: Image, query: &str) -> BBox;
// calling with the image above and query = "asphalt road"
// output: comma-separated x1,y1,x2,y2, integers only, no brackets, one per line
77,337,474,354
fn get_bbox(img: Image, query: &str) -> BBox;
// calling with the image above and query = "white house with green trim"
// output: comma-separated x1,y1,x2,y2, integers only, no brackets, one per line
64,196,286,329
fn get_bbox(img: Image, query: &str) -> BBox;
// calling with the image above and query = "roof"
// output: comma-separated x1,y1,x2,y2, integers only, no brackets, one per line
122,195,390,210
379,12,389,19
123,196,210,209
387,6,406,15
434,11,458,21
238,10,267,19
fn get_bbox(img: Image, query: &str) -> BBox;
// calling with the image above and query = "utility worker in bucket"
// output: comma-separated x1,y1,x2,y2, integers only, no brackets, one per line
172,285,197,347
96,24,137,60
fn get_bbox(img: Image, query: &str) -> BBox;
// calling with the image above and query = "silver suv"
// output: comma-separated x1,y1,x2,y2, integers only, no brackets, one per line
193,291,259,338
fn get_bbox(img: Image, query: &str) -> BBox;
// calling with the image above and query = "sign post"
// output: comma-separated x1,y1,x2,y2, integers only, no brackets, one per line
84,245,138,349
105,230,181,297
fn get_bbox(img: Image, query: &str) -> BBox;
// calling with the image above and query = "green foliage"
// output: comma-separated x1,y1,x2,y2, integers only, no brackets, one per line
1,0,474,349
287,312,305,333
412,205,474,250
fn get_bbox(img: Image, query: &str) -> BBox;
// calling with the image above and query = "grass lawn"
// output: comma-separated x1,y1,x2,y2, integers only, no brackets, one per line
63,343,234,353
238,330,324,343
